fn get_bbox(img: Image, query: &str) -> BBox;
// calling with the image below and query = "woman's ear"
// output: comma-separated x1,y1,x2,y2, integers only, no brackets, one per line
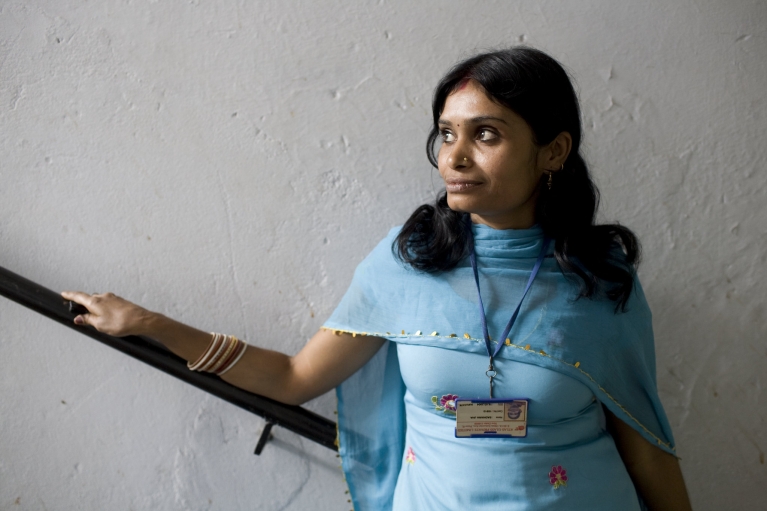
538,131,572,172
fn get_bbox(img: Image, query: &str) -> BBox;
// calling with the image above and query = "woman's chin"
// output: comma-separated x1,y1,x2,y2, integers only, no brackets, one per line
445,195,474,214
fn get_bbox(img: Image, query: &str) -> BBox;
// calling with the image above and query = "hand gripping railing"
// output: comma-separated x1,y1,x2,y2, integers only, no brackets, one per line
0,265,338,453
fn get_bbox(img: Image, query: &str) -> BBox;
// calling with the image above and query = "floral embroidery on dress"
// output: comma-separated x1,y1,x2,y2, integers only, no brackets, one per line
431,394,459,414
549,465,568,489
405,446,416,465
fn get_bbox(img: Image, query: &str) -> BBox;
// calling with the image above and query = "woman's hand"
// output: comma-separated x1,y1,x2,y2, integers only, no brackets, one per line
60,291,154,337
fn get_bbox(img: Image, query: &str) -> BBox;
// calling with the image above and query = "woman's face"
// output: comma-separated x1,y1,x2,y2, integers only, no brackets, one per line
437,80,547,230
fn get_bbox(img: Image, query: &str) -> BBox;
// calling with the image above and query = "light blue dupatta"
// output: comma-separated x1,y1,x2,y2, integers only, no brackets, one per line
324,225,675,511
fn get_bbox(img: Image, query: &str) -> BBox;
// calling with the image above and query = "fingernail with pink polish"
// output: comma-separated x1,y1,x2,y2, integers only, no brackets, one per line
74,316,83,325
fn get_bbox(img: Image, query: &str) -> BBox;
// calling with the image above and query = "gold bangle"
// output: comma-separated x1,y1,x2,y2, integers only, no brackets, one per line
199,334,231,372
188,333,222,371
217,340,247,375
208,335,239,373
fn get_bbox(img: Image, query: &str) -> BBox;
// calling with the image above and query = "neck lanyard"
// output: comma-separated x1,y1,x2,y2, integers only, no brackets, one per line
466,219,551,397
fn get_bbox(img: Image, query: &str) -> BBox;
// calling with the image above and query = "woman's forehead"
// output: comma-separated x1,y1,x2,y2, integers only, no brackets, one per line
441,81,523,126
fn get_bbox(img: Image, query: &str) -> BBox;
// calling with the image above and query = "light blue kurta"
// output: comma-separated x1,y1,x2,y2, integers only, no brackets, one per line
324,224,674,510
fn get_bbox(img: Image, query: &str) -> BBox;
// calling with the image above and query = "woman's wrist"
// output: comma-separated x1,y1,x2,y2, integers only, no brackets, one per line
138,310,172,338
138,311,215,363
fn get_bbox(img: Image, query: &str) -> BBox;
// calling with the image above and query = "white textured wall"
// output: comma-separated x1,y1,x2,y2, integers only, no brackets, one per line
1,1,765,509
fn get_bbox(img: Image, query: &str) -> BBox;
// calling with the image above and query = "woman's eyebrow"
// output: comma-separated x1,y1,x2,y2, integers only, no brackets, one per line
470,115,509,125
438,116,509,126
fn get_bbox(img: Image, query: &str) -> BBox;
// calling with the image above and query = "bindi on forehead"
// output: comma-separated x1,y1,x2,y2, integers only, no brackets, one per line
456,78,470,91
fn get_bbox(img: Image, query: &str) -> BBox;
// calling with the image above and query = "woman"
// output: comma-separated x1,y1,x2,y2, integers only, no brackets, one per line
63,47,692,510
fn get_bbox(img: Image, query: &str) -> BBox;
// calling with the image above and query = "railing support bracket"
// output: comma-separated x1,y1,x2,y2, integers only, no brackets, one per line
254,420,275,455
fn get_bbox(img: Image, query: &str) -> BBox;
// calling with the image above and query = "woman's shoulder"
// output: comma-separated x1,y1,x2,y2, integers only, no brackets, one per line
354,225,407,273
361,225,402,257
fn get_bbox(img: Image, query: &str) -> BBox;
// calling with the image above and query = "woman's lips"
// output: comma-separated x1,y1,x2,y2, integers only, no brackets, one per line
445,179,482,192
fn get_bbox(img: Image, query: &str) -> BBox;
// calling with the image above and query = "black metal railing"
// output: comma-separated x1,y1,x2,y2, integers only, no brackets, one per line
0,265,338,453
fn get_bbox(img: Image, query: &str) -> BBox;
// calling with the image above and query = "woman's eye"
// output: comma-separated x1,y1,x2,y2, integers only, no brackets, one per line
478,129,498,141
441,131,455,143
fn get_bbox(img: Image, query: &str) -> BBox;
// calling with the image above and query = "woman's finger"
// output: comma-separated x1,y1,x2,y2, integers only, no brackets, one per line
61,291,95,307
73,314,90,326
62,291,100,327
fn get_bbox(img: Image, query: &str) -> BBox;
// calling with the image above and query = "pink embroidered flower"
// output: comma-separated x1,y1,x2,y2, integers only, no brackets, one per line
431,393,459,414
405,446,416,465
439,394,459,412
549,465,568,489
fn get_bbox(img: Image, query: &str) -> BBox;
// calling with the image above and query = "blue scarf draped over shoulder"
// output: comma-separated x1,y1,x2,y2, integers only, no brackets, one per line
323,225,675,510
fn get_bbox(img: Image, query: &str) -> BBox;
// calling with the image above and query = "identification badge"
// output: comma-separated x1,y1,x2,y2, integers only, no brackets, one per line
455,398,528,438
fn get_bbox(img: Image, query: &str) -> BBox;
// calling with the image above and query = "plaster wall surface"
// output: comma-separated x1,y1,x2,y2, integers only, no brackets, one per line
1,0,765,509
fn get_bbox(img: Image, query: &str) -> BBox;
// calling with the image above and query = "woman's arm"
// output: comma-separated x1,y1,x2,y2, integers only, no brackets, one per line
604,407,693,511
60,291,385,405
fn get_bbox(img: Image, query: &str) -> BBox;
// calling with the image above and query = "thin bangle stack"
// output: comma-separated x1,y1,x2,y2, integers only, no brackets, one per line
187,333,247,376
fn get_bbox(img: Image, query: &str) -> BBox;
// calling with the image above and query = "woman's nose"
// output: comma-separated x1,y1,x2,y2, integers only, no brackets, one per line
448,154,471,169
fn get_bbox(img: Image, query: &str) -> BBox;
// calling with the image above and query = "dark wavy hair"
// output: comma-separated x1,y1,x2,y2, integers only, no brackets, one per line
394,47,640,312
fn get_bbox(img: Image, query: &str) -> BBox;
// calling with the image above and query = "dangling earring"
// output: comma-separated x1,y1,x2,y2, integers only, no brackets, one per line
547,171,553,190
